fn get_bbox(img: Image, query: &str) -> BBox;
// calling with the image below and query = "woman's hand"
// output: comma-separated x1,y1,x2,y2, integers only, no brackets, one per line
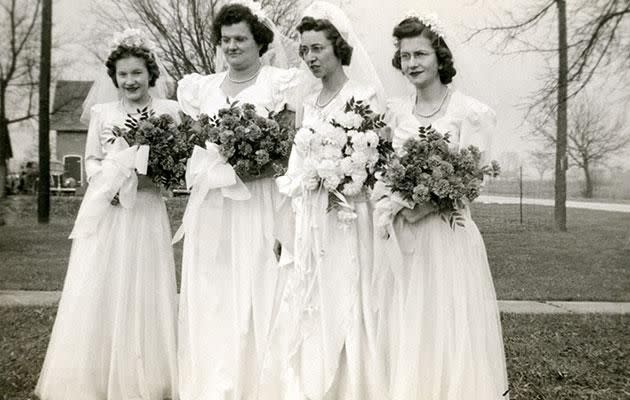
399,203,435,224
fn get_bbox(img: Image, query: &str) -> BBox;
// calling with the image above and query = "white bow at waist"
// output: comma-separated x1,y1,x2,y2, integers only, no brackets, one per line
69,138,149,239
172,141,250,244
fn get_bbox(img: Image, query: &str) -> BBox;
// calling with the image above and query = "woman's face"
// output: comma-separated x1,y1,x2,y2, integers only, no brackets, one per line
300,30,342,80
115,56,150,103
220,21,262,70
399,35,440,88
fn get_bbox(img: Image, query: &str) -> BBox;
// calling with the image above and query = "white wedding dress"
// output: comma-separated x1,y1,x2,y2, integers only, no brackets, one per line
176,65,300,400
35,99,180,400
377,90,510,399
277,80,387,400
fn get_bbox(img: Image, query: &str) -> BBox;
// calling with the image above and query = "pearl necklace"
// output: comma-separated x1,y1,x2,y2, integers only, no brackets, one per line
414,87,450,118
227,63,262,84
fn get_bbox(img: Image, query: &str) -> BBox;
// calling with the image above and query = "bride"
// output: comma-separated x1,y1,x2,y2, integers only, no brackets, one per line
275,2,388,399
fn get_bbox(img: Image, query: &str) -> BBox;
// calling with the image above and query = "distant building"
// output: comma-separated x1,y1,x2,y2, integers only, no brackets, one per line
50,80,93,187
49,79,176,188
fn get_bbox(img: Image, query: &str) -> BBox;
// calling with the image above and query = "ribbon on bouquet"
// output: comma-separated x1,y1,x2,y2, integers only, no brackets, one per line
370,180,411,313
172,141,251,244
69,137,149,239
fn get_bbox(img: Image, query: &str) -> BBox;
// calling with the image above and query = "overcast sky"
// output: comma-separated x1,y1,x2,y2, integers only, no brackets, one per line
41,0,628,170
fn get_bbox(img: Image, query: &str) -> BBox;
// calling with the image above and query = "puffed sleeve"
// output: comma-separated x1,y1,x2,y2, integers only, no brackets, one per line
459,96,496,162
270,67,308,113
159,99,182,123
84,104,104,181
386,97,418,153
177,73,206,119
352,83,382,114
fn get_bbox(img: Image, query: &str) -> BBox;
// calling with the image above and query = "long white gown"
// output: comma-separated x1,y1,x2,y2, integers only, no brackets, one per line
175,65,300,400
378,90,510,399
35,99,180,400
278,80,387,400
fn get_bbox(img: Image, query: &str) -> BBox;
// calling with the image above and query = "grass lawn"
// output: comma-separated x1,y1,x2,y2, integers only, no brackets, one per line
1,196,629,301
1,306,627,399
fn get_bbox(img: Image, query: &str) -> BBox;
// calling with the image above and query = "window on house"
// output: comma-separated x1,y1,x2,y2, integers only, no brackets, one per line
63,155,83,186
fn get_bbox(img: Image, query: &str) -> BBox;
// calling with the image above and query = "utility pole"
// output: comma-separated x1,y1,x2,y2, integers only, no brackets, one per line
38,0,52,223
554,0,568,231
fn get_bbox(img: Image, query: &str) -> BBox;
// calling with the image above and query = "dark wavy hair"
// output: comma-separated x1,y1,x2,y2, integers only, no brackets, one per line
391,17,456,84
106,46,160,88
211,4,274,56
297,16,353,66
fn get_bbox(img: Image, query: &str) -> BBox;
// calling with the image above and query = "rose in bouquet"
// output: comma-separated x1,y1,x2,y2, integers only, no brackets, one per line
375,125,499,231
109,106,191,190
293,97,393,222
186,101,294,182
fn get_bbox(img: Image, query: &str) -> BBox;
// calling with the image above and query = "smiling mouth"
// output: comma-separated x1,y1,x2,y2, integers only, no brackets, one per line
309,65,321,72
409,71,423,77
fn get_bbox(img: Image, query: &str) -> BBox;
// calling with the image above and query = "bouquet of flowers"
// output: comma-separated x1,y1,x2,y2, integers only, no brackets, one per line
293,97,393,221
375,125,499,230
184,101,294,181
109,106,191,190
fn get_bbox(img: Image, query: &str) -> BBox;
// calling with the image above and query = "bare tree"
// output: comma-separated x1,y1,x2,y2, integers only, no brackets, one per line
0,0,42,199
566,101,629,197
90,0,303,81
529,148,555,181
533,98,630,197
259,0,301,38
92,0,218,80
468,0,630,230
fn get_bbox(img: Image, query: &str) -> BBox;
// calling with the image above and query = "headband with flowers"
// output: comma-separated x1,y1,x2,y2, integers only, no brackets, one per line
399,11,448,42
108,28,157,55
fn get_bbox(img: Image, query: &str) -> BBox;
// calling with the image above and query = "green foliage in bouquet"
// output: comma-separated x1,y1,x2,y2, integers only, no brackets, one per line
383,125,500,228
187,101,295,182
109,107,192,190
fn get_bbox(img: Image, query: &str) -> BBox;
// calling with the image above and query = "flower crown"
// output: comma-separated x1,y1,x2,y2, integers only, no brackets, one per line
108,28,157,54
400,11,448,41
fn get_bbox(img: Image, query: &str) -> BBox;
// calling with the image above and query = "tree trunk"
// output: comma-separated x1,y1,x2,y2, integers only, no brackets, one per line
554,0,568,231
583,160,593,198
0,88,11,200
38,0,52,224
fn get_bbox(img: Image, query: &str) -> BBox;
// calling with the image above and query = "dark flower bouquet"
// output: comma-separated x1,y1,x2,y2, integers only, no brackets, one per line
184,101,295,181
109,106,190,190
375,125,499,229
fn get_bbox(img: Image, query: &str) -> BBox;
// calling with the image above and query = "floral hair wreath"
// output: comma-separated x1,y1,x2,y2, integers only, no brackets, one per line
395,11,448,45
108,28,157,55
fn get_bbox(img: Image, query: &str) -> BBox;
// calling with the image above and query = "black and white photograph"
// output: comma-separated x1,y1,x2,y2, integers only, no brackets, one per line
1,0,629,399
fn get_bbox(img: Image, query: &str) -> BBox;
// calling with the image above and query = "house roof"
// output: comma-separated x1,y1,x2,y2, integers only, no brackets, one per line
50,80,93,132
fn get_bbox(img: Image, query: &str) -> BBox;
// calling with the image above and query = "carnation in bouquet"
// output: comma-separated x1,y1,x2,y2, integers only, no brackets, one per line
109,106,191,190
184,101,295,181
293,97,393,222
375,125,499,231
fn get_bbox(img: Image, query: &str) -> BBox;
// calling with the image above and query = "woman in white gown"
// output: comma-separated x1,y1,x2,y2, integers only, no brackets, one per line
174,3,300,399
276,3,388,399
35,29,179,400
377,14,509,399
